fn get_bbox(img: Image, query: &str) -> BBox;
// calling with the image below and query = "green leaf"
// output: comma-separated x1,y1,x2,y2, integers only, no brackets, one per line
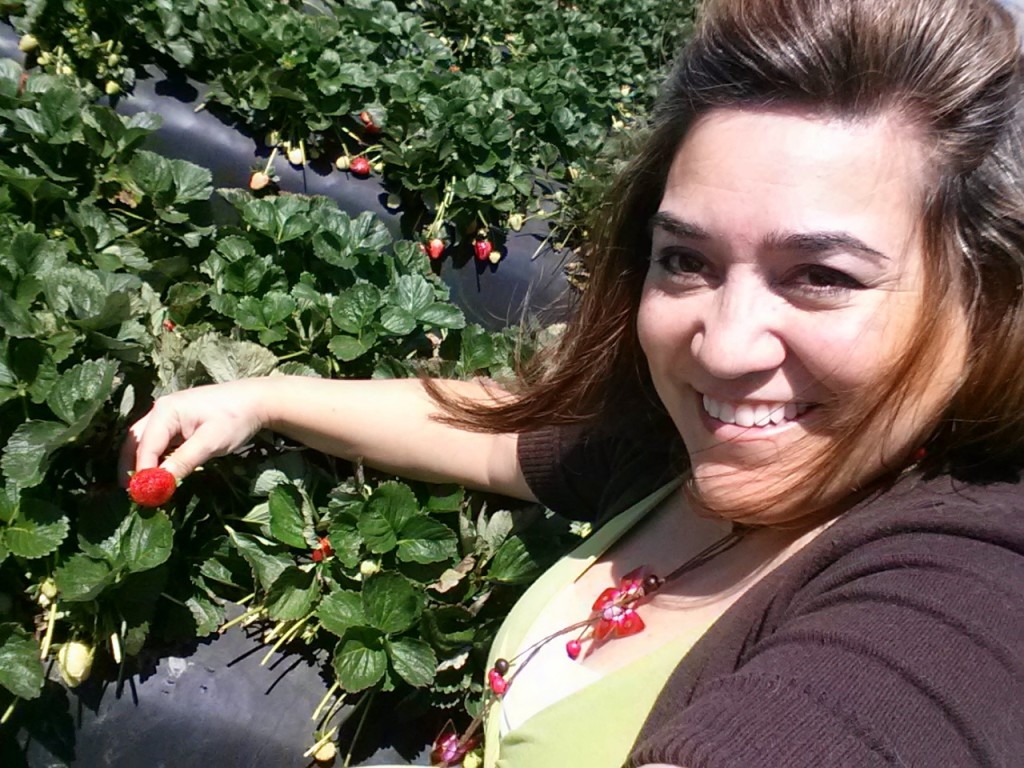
317,590,365,638
418,303,465,329
331,283,382,334
264,566,318,620
268,485,308,549
54,555,114,602
487,536,543,584
387,637,436,688
1,420,69,489
390,275,434,316
396,515,458,565
358,482,419,554
228,530,293,591
4,497,68,559
362,572,423,635
169,159,213,204
379,306,416,336
426,485,464,512
0,624,44,699
187,593,226,636
332,628,387,692
46,359,118,427
328,334,372,362
122,510,174,573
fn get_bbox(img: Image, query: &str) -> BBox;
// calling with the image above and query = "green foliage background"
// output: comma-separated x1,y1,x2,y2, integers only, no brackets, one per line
0,0,697,760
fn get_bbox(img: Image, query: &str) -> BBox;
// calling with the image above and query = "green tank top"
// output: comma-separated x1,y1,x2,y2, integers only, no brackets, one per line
483,479,694,768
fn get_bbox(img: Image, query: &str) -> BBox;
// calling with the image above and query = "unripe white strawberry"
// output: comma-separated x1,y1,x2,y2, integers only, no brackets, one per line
287,145,305,166
359,560,380,577
104,80,120,96
249,171,271,191
57,640,94,687
334,155,350,171
313,740,336,763
18,34,39,53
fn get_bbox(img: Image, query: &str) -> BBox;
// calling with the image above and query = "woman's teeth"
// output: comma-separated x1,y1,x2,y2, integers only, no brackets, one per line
702,395,810,427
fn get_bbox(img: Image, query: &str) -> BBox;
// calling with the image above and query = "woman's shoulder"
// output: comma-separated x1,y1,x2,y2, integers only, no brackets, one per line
827,470,1024,554
630,472,1024,768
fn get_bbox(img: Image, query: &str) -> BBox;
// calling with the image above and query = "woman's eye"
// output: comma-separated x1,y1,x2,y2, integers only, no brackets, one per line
790,265,864,293
653,248,706,276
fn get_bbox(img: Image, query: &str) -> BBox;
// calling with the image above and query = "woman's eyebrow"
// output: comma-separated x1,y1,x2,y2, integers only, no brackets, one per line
767,230,891,263
648,211,710,240
650,212,891,264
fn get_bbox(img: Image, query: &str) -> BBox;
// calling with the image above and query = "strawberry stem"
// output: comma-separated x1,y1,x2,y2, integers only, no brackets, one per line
0,699,17,726
39,601,57,660
311,681,342,722
302,726,338,759
343,690,376,768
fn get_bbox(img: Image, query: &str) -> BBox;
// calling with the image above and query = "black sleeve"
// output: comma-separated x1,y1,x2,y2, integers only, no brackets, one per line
517,424,681,523
628,522,1024,767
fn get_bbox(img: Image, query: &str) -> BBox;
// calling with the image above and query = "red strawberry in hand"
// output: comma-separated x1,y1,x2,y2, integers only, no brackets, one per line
426,238,445,260
349,156,371,177
128,467,177,508
473,238,493,262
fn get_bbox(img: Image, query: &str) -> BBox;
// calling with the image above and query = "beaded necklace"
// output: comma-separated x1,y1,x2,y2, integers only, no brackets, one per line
430,526,749,767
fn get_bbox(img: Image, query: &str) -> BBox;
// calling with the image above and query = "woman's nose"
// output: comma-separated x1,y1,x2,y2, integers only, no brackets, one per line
690,282,786,380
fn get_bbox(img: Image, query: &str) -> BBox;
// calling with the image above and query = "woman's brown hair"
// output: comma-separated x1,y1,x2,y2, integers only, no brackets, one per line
429,0,1024,523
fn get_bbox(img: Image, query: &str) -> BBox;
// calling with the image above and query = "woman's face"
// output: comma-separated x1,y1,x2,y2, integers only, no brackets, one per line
637,107,967,512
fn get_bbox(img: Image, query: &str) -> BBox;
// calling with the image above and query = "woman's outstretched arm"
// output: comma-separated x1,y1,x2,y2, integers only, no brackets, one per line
120,375,535,500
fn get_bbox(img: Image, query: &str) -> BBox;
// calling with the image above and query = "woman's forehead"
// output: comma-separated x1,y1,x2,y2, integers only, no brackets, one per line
659,107,929,262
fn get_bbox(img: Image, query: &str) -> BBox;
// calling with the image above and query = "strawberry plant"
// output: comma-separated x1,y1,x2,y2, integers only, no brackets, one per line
0,56,579,762
4,0,697,258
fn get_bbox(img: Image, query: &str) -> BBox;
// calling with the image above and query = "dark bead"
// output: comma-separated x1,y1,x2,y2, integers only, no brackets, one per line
494,658,510,675
643,574,663,593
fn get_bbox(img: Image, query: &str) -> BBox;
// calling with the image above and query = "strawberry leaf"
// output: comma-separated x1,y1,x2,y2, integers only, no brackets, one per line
4,497,68,559
228,530,293,592
317,590,365,638
386,637,436,688
358,482,418,554
54,555,115,602
122,510,174,573
396,515,458,565
362,572,423,635
332,628,387,693
268,485,309,549
265,566,318,621
0,623,44,700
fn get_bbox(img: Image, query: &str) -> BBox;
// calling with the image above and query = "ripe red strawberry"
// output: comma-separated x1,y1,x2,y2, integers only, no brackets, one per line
349,156,371,177
359,110,380,135
128,467,176,507
565,639,582,660
312,536,334,562
473,238,493,262
162,319,176,331
426,238,445,260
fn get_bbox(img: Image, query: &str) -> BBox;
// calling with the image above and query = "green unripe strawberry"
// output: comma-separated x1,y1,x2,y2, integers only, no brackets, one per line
57,640,94,687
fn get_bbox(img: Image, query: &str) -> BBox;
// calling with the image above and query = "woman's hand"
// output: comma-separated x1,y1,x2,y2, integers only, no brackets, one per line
119,378,272,483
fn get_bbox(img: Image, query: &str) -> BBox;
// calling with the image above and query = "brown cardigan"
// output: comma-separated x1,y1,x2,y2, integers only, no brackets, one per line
518,427,1024,767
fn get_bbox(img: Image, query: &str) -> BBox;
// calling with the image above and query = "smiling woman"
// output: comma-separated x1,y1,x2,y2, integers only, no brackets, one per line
123,0,1024,766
